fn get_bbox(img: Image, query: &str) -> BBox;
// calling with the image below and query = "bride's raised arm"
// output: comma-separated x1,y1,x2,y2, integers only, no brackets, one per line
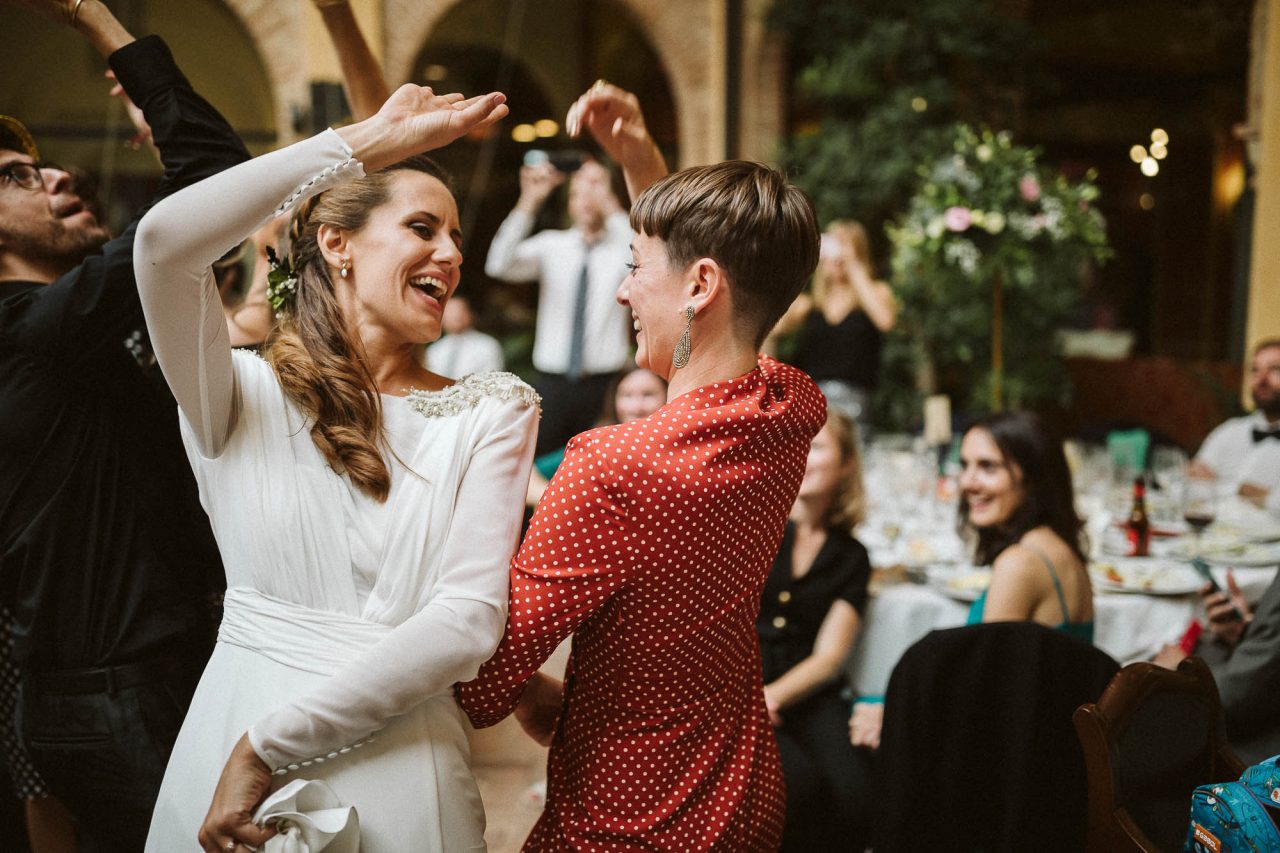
133,86,509,458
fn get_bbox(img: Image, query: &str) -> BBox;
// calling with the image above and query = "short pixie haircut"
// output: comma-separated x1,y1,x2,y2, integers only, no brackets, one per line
630,160,820,347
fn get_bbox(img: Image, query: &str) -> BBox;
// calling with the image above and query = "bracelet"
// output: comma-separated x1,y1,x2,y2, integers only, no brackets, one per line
70,0,86,28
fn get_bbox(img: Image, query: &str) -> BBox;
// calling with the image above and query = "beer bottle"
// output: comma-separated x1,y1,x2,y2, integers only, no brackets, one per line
1126,475,1150,557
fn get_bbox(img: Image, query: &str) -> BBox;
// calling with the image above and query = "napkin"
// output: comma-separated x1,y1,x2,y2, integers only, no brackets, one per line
253,778,359,853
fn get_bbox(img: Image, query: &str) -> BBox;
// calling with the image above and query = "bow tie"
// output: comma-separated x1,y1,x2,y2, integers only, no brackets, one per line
1254,427,1280,443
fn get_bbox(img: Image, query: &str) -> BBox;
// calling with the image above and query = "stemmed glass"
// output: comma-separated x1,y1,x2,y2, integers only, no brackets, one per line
1182,474,1218,559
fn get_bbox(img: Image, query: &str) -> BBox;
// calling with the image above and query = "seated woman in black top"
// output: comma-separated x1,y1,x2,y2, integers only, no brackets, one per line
758,409,874,851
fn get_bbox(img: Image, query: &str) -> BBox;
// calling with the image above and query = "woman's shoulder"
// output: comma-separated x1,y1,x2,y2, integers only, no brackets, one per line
995,528,1079,579
404,371,540,420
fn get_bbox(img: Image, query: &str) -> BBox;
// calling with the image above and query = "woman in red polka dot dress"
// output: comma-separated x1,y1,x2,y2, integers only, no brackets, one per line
457,84,826,851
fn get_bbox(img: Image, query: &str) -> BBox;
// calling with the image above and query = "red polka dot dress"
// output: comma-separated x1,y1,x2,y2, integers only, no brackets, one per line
458,355,826,851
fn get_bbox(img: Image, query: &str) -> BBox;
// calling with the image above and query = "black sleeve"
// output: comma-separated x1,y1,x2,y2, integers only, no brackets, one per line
6,36,250,365
839,536,873,616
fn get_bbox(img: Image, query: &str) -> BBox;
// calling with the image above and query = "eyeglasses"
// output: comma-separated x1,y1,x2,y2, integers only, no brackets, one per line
0,161,66,191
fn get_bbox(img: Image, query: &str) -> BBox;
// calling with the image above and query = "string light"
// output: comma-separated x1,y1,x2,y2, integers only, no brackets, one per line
533,119,559,138
1129,145,1147,164
511,124,537,143
1140,157,1159,177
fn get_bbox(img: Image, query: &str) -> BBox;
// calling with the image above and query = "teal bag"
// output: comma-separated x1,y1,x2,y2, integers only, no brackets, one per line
1186,756,1280,852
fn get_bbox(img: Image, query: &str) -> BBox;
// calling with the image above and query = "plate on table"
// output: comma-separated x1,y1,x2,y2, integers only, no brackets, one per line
1199,540,1280,568
929,567,992,602
1089,559,1203,595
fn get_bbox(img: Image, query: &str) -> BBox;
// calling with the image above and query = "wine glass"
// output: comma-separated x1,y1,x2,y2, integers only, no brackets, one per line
1182,474,1217,558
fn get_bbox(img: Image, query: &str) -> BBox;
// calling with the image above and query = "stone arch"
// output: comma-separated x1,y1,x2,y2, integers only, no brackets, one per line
218,0,309,144
383,0,726,168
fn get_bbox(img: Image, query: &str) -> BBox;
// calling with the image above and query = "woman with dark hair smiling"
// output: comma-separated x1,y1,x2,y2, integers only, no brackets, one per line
959,410,1094,641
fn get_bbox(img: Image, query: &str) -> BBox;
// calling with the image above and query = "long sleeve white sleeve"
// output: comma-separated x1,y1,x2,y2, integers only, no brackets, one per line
483,209,544,282
246,397,538,770
133,129,363,457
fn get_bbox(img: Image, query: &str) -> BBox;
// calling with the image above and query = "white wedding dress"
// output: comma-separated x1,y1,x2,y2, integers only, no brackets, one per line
134,130,539,851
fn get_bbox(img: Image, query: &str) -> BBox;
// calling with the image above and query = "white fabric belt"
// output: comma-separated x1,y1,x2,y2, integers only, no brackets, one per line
219,587,391,677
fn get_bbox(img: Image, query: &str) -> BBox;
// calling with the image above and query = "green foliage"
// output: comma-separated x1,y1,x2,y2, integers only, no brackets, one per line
771,0,1045,429
771,0,1035,234
888,125,1111,413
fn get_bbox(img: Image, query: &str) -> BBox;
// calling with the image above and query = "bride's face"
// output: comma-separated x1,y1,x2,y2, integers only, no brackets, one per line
340,170,463,346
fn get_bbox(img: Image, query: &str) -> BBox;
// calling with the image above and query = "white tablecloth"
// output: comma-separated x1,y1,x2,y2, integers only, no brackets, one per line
844,566,1279,697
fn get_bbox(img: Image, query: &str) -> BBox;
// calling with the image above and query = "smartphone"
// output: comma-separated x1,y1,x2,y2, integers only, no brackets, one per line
522,149,586,173
1191,557,1243,621
1190,557,1220,592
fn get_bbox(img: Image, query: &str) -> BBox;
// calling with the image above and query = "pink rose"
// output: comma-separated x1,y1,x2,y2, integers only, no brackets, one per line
943,206,972,232
1019,176,1041,203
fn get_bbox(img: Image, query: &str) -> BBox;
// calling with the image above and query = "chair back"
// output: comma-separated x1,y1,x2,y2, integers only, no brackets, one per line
1073,657,1244,852
875,622,1119,852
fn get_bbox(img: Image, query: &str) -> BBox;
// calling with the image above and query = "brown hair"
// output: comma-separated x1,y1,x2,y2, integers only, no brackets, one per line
822,409,867,530
813,219,872,308
264,154,451,501
630,160,819,347
958,411,1087,566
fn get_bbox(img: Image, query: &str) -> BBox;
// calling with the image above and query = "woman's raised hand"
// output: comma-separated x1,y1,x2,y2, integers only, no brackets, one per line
340,84,508,173
566,81,667,201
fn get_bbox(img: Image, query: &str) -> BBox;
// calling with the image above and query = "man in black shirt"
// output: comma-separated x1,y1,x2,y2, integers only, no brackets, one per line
0,2,247,847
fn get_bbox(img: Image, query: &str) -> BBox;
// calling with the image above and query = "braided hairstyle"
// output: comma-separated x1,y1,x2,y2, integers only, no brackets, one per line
264,155,452,501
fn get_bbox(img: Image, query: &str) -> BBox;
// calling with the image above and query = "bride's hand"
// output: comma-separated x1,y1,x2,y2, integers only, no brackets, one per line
197,734,277,853
514,671,563,747
339,85,508,173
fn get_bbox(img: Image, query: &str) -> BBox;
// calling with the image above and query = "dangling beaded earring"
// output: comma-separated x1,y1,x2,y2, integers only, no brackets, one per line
339,259,350,279
672,305,694,369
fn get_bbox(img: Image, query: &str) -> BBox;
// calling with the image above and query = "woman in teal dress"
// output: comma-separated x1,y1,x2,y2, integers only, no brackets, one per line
959,411,1094,642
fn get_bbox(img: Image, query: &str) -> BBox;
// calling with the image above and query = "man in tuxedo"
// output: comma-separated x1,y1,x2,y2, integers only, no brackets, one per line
1191,339,1280,515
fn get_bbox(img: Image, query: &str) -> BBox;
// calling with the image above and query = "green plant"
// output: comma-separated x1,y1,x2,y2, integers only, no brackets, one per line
888,125,1111,413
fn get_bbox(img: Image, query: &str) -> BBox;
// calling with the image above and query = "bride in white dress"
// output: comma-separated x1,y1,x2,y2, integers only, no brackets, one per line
133,88,532,851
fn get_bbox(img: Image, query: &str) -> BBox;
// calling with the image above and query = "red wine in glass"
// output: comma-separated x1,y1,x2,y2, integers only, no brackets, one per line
1184,511,1215,534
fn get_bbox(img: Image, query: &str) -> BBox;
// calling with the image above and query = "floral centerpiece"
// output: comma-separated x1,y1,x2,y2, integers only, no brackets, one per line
888,124,1111,412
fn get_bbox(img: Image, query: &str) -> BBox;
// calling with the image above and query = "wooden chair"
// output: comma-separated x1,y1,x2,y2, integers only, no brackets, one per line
1073,657,1245,852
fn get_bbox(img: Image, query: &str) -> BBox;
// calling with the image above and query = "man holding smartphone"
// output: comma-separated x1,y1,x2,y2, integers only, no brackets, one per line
1156,567,1280,763
485,153,632,455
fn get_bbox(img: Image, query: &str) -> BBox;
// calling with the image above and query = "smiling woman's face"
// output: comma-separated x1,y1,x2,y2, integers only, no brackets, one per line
959,427,1024,528
616,232,688,379
340,169,462,345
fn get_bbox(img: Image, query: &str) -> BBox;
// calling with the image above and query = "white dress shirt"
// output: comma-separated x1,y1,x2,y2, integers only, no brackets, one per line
484,209,632,375
424,329,504,378
1196,410,1280,515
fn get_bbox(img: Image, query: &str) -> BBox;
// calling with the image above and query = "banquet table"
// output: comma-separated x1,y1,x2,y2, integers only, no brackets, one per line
844,565,1279,697
846,439,1280,697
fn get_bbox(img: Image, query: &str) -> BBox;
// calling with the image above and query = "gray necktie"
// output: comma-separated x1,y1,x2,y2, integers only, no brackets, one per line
566,247,591,380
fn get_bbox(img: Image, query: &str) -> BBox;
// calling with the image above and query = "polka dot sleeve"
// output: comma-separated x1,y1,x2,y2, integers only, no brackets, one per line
457,439,630,727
